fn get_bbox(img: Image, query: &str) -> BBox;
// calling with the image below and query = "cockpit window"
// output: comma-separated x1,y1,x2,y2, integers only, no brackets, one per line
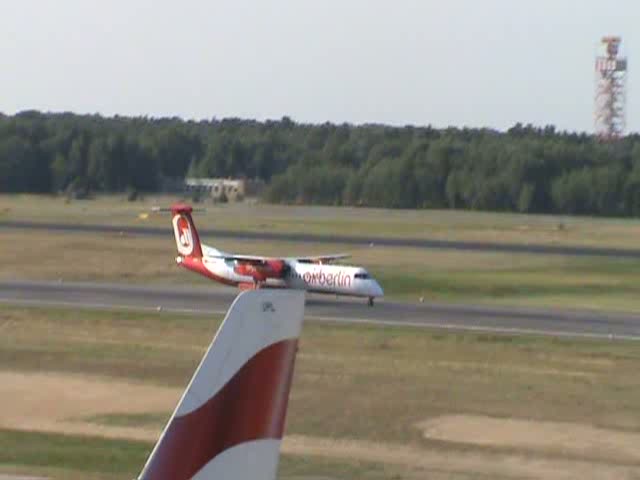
354,273,370,279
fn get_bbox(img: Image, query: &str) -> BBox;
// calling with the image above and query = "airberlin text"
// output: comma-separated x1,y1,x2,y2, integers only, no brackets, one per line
289,269,352,288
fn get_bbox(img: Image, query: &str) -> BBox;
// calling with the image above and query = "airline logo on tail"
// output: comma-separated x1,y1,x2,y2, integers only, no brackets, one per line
173,214,194,256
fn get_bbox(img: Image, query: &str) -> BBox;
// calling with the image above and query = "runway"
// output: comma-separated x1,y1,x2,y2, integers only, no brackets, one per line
3,220,640,258
1,280,639,340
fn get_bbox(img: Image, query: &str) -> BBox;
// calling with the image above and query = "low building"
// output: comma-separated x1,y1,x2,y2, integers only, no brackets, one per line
184,177,265,202
185,178,244,201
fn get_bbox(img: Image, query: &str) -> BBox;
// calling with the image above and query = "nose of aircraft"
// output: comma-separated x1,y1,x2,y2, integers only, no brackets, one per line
370,279,384,298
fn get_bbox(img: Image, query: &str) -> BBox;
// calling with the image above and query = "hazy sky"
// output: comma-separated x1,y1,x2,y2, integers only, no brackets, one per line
1,0,637,132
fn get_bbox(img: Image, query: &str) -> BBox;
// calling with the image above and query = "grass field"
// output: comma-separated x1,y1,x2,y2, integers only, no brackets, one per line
4,193,640,250
1,305,639,479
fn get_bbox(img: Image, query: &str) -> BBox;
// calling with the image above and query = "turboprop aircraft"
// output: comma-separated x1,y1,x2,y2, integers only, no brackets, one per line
170,203,384,306
137,289,305,480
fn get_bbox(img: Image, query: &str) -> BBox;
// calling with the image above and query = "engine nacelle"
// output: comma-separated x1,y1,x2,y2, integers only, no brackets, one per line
234,260,288,283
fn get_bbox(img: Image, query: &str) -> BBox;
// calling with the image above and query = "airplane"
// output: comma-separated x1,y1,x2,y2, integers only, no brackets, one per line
169,203,384,306
137,288,305,480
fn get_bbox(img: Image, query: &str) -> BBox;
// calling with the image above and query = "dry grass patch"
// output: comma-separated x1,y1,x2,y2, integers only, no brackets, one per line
283,435,640,480
0,371,176,439
418,415,640,464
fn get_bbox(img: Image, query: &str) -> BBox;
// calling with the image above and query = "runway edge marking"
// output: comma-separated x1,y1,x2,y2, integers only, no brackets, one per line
1,297,639,341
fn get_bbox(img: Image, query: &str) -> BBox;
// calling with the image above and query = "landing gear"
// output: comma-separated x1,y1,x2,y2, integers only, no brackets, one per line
368,297,374,307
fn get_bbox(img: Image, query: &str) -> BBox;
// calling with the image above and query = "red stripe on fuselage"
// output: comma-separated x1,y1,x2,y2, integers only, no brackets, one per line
139,338,299,480
179,256,238,287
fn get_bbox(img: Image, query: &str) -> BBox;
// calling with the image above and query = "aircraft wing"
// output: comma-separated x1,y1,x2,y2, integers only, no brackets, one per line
207,253,350,264
212,253,274,264
289,253,351,263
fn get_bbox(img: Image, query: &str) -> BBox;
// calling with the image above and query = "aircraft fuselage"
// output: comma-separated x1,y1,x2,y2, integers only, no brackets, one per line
182,255,384,299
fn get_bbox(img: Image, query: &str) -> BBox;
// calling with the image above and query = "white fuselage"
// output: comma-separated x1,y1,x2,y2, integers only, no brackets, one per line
201,256,384,299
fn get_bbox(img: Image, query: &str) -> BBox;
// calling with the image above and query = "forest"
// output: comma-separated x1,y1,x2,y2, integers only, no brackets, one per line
1,110,640,216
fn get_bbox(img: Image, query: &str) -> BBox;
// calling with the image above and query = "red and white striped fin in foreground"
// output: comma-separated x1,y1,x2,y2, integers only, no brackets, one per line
138,289,305,480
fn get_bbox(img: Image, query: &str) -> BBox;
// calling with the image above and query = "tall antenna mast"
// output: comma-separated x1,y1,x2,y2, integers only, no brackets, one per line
595,36,628,140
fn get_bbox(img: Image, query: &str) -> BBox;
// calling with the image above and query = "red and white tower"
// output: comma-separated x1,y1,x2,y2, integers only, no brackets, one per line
595,36,628,140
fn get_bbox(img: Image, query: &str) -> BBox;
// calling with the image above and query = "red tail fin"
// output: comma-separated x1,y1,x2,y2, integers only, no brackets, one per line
171,203,203,259
138,289,305,480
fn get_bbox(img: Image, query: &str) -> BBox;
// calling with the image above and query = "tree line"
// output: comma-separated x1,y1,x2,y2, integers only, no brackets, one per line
1,110,640,216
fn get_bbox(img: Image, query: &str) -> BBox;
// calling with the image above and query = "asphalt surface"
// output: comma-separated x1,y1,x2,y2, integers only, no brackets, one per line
3,220,640,258
1,280,639,340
